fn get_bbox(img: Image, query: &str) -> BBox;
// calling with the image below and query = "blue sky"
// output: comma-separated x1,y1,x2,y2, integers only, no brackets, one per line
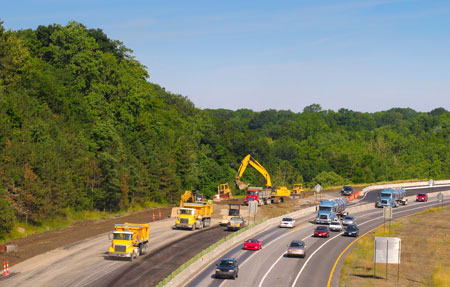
3,0,450,112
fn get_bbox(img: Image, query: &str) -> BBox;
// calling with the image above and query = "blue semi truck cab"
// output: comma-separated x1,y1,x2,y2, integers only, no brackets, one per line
375,188,408,208
316,199,347,224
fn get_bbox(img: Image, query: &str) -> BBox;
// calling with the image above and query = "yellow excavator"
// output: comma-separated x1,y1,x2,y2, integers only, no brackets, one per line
235,154,291,204
235,154,272,190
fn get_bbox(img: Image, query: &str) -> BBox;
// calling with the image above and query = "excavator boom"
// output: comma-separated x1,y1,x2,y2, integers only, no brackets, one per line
235,154,272,190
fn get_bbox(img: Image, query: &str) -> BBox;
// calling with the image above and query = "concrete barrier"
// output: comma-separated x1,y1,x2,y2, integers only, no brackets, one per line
163,188,450,287
360,180,450,196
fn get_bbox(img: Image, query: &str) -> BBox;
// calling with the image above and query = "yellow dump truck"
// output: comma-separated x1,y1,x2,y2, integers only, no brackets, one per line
175,202,213,230
271,186,291,203
108,223,150,261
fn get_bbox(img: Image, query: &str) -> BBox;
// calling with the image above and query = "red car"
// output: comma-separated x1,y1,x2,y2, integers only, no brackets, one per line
243,239,262,250
314,226,330,238
416,193,428,202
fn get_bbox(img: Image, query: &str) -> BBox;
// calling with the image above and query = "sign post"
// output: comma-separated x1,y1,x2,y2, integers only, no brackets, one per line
248,201,258,224
374,237,401,281
314,184,323,203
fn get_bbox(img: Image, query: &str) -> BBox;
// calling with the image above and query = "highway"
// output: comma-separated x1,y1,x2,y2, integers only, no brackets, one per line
1,185,447,287
187,188,449,287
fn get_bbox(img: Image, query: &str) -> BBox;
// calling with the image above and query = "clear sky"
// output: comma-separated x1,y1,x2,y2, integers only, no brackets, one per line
2,0,450,112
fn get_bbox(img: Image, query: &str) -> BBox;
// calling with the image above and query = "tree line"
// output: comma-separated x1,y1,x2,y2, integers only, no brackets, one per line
1,21,449,236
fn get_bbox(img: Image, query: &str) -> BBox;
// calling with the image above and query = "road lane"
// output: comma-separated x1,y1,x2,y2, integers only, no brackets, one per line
186,193,449,287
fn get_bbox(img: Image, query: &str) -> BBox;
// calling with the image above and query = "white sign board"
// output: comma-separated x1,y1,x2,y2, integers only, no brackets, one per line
314,184,323,193
374,237,401,264
248,200,258,213
383,206,392,220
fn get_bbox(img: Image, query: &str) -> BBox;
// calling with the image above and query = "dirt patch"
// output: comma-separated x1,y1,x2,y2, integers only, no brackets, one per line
0,206,173,266
340,206,450,287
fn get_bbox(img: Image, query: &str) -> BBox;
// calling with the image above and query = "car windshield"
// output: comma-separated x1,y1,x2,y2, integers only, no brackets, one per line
330,222,340,225
282,218,293,221
343,186,353,191
319,206,332,211
344,216,353,220
316,226,328,231
418,193,426,196
290,241,304,247
230,217,242,221
346,225,357,231
180,209,194,215
219,260,235,267
113,233,132,240
247,239,258,243
247,191,258,195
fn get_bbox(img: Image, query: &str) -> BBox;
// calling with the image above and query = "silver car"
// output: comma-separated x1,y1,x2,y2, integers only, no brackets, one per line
287,240,306,258
279,217,295,228
342,215,356,226
329,220,343,232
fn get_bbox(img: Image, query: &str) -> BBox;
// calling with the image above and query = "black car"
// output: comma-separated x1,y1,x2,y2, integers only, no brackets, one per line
215,258,239,279
343,224,359,237
341,186,354,196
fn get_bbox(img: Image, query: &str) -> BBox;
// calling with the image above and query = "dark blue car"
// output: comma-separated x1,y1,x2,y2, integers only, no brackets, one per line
215,258,239,279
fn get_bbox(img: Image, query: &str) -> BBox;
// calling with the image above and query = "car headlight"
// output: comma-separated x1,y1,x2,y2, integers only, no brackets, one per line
229,269,235,272
215,269,220,272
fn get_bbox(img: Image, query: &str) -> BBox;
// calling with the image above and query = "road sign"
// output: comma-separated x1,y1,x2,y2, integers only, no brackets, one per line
314,184,323,193
248,200,258,213
437,192,444,202
383,206,393,220
374,237,401,264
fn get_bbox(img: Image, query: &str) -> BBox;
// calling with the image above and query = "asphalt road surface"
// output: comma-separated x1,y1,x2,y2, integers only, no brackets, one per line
187,190,449,287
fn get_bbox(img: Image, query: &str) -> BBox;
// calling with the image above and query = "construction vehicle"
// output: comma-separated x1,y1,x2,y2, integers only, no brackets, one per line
236,154,274,205
171,190,206,218
221,204,241,225
244,187,272,205
315,199,348,224
271,186,291,203
174,201,213,230
291,184,304,197
108,223,150,261
235,154,272,190
375,188,407,208
217,183,232,201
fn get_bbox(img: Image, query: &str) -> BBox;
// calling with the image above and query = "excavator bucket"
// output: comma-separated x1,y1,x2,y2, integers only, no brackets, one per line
236,179,249,190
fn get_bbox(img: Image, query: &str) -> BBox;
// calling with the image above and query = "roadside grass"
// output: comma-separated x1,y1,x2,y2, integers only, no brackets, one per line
0,202,167,243
340,205,450,287
156,217,267,287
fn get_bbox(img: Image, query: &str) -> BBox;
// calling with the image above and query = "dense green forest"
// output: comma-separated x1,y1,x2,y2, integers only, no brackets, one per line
1,21,450,235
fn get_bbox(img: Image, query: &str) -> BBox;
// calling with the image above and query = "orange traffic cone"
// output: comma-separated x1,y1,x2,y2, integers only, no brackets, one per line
5,260,9,276
152,211,155,222
158,210,162,220
2,261,6,276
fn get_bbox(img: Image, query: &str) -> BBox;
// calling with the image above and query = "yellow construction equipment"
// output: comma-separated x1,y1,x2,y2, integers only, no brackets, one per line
171,190,206,218
235,154,272,190
174,202,213,230
291,183,304,196
108,223,150,261
271,186,291,203
217,183,232,201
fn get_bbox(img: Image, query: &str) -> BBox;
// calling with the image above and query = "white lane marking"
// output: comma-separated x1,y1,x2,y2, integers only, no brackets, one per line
218,218,312,287
257,235,310,287
290,199,449,287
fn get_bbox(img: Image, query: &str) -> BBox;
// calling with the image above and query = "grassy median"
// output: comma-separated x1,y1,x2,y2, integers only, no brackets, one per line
340,205,450,287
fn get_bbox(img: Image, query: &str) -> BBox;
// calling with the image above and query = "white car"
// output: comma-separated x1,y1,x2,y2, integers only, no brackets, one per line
279,217,295,228
329,220,343,232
